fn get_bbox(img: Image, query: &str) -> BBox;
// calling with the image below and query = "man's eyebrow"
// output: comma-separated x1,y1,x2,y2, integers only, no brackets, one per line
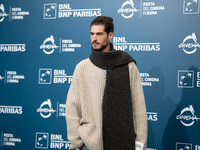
90,32,104,34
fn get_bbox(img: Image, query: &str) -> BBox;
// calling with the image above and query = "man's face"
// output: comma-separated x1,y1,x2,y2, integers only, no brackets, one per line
90,25,113,50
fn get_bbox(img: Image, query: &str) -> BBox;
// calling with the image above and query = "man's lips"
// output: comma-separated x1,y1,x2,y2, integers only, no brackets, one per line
93,44,99,46
92,42,100,46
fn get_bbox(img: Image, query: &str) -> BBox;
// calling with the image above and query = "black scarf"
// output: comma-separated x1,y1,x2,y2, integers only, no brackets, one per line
89,43,136,150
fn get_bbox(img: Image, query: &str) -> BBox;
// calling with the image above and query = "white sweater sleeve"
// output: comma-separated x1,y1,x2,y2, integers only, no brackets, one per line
129,62,148,150
65,66,83,149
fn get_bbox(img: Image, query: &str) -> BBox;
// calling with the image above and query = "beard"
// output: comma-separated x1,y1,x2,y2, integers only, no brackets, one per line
92,41,109,52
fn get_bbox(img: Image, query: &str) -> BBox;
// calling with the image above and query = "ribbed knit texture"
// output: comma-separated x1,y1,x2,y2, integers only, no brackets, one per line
102,65,135,150
66,59,147,150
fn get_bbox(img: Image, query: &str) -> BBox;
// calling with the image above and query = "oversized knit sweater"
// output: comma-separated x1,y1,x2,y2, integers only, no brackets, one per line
65,58,147,150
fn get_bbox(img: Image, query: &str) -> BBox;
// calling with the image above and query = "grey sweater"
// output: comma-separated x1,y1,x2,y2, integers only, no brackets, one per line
66,58,147,150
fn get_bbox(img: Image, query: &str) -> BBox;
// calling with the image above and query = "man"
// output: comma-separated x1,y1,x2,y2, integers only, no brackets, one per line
66,16,147,150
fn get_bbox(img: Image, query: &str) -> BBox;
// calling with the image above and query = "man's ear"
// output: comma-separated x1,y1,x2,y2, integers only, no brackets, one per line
108,32,113,41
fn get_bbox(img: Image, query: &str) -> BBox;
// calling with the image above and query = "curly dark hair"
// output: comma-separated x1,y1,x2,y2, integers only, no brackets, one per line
90,16,114,34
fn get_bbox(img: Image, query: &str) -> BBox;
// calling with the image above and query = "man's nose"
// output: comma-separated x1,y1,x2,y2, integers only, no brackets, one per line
93,34,97,41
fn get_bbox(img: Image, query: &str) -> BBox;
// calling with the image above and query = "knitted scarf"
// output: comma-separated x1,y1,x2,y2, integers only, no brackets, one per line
89,43,136,150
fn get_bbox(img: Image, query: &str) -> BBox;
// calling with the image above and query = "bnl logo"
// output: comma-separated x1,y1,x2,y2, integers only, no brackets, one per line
183,0,199,14
39,69,52,84
35,132,49,149
176,143,192,150
44,3,57,19
178,70,194,88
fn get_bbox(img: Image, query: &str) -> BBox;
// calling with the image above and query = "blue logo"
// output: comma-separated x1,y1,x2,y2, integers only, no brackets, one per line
44,3,57,19
184,0,199,14
178,70,194,88
0,4,9,22
176,142,192,150
39,69,52,84
0,70,4,81
118,0,139,19
35,132,49,148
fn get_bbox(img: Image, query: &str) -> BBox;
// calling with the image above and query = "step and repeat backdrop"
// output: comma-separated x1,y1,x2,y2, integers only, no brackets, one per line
0,0,200,150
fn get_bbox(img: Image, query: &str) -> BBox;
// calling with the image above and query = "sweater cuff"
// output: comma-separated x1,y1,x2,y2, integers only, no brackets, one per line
135,141,144,150
69,140,83,149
